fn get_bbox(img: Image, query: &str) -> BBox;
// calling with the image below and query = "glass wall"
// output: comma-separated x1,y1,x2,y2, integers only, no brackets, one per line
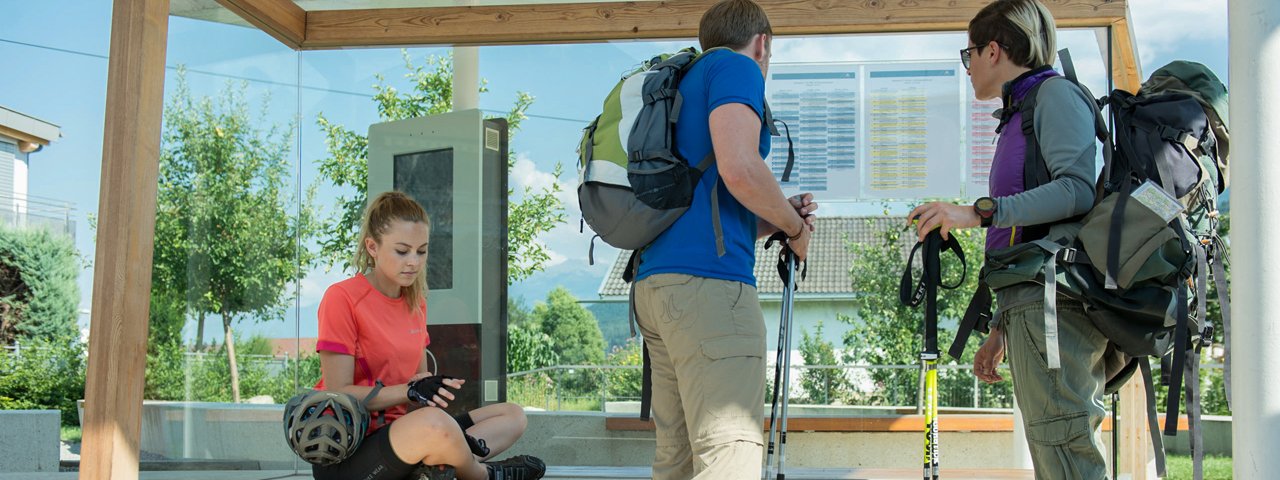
4,0,1146,473
152,6,304,473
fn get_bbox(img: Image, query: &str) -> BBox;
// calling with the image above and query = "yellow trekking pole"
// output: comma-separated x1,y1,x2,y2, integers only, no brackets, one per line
922,352,939,480
900,229,966,480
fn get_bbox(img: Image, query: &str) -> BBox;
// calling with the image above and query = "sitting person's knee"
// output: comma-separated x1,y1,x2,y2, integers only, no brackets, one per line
503,403,528,430
404,408,464,439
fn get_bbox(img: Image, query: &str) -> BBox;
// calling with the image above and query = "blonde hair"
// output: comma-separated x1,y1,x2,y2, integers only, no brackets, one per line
354,191,430,312
969,0,1057,68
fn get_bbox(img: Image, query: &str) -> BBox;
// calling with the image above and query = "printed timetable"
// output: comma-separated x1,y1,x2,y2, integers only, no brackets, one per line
765,60,1004,201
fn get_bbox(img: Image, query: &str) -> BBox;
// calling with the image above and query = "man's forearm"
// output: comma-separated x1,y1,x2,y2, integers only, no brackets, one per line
721,157,802,238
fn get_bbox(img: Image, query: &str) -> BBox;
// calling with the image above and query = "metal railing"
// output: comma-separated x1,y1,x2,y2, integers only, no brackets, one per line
506,362,1229,414
0,192,76,239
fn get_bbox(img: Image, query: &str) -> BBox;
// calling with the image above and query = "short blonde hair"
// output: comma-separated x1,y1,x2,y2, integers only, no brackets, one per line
969,0,1057,68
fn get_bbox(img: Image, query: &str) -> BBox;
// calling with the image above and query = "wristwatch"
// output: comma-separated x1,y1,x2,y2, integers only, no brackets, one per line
973,197,997,227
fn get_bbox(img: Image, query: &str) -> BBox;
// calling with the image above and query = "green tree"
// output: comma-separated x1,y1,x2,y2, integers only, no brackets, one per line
605,337,643,401
153,70,317,402
533,287,605,366
0,337,86,425
533,287,605,395
507,321,559,373
313,51,565,283
839,213,1001,407
798,320,854,404
0,225,80,343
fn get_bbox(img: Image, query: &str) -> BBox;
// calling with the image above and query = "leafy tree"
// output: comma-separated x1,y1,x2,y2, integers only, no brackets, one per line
0,337,86,425
313,51,565,283
153,70,317,402
507,321,559,373
798,320,854,404
605,337,643,401
533,287,605,395
838,213,1004,407
508,295,535,327
0,225,80,343
533,287,605,366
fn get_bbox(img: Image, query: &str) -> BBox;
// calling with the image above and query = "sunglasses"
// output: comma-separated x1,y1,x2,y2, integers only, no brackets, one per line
960,42,1008,69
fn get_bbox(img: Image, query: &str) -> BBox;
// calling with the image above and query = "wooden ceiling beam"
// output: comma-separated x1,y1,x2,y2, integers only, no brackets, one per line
214,0,305,48
1109,14,1143,93
299,0,1127,49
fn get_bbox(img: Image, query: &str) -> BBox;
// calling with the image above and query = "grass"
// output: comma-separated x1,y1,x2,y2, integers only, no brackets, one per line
1164,454,1231,480
60,425,81,443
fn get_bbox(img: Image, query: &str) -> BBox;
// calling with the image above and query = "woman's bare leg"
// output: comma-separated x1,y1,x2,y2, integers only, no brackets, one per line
389,408,488,480
463,402,528,459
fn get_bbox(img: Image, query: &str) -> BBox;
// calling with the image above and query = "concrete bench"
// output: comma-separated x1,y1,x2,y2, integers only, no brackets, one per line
0,410,60,472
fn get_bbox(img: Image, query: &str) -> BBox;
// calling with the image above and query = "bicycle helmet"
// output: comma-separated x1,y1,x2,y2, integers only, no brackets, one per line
282,383,382,466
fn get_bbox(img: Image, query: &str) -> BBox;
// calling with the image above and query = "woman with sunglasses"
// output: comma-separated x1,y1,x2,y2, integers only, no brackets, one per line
908,0,1108,478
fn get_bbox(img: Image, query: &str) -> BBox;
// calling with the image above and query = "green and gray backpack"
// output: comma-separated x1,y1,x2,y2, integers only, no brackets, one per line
577,47,794,421
952,55,1230,479
576,47,793,265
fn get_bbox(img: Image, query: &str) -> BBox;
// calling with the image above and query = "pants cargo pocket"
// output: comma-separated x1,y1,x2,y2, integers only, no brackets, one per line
1026,412,1090,446
696,335,764,426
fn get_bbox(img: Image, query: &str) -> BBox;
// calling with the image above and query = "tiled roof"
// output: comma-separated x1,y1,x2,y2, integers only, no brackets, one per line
597,216,908,297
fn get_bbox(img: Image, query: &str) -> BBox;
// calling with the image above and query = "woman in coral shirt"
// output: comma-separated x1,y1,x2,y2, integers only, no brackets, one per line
314,191,544,480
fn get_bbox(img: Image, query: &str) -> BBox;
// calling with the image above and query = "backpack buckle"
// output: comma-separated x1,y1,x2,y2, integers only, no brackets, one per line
1198,324,1215,352
1059,248,1078,264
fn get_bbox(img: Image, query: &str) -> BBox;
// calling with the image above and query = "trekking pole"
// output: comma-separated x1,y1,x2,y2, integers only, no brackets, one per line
922,351,939,480
900,230,965,480
775,249,798,480
764,243,799,480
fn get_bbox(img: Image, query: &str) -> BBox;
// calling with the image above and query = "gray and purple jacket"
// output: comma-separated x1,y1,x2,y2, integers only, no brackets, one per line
985,66,1099,308
986,67,1098,254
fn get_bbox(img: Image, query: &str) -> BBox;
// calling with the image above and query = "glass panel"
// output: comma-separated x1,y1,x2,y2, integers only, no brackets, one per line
152,6,303,475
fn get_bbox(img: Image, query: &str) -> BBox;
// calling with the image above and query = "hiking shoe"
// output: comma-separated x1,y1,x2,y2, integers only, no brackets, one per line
411,464,456,480
484,455,546,480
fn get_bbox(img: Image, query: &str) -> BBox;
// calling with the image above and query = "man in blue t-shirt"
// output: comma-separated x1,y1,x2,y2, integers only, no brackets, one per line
632,1,817,478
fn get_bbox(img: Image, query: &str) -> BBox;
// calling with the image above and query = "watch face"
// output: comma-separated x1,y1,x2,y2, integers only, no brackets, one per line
975,197,996,213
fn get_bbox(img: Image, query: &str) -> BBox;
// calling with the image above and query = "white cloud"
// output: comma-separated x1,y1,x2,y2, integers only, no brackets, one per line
510,152,593,267
1128,0,1228,64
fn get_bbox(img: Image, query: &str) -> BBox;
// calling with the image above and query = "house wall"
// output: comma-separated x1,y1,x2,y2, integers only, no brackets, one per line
0,139,15,215
759,298,859,351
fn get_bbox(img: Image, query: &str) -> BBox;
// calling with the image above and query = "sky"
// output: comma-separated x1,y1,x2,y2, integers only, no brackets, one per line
0,0,1229,342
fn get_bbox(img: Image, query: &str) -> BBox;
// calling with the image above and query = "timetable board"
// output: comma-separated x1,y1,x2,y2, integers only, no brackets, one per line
766,61,1004,202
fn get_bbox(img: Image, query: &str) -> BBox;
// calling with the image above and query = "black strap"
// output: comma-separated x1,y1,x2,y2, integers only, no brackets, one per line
764,231,807,286
900,231,967,355
1185,348,1204,480
640,342,653,421
363,380,386,428
1105,175,1133,290
1139,360,1168,476
949,278,992,360
1165,284,1190,436
774,118,796,183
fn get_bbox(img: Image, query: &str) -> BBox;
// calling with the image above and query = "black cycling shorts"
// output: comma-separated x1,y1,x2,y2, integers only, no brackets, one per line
312,424,420,480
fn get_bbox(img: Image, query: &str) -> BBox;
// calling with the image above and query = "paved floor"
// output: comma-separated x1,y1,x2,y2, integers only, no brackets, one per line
0,467,1034,479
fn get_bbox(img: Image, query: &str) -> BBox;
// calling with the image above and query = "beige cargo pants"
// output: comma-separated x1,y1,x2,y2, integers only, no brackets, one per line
634,273,767,480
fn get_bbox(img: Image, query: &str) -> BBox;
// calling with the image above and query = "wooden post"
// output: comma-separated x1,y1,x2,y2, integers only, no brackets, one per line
79,0,169,478
1116,376,1157,480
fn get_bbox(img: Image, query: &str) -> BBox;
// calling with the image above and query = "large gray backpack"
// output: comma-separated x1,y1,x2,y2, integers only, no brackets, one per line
576,47,793,266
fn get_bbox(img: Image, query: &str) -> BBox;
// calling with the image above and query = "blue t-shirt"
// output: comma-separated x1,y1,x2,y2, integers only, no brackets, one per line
635,49,772,286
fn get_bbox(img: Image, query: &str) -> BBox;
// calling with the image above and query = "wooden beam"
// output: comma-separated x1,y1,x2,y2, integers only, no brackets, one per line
0,124,50,147
1110,14,1142,93
1117,376,1158,479
79,0,169,478
214,0,305,48
301,0,1127,49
